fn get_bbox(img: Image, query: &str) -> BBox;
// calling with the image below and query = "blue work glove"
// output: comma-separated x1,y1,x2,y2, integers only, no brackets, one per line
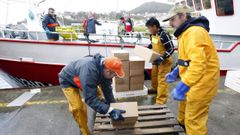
152,57,164,65
172,81,190,101
109,109,126,121
165,67,179,83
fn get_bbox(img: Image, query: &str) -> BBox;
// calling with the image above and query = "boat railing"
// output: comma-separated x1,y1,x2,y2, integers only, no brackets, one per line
0,28,151,44
213,40,237,49
0,28,238,50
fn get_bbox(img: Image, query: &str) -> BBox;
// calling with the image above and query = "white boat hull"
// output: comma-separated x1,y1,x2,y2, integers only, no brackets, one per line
0,38,239,85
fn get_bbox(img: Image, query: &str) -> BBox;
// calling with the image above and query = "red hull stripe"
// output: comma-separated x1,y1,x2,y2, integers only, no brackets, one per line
0,38,136,48
0,58,64,85
0,58,227,86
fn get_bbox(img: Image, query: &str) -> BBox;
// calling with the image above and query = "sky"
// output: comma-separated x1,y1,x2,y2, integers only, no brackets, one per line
38,0,175,13
0,0,175,25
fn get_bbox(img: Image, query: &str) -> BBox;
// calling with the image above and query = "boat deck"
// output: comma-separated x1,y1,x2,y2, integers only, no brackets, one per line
0,77,240,135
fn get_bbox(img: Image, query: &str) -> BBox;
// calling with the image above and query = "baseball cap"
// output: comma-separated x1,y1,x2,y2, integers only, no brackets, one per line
162,3,193,22
104,57,124,78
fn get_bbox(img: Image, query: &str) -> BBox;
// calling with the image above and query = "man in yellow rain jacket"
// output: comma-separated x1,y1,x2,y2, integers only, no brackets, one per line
145,17,174,104
163,3,220,135
59,54,126,135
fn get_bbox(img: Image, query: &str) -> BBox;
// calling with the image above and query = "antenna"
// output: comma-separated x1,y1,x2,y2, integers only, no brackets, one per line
37,0,46,7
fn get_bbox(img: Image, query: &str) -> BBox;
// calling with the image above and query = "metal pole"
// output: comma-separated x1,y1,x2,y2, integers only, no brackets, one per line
88,45,91,56
220,41,223,49
27,30,30,40
118,35,124,50
103,34,108,57
84,33,91,56
36,31,38,40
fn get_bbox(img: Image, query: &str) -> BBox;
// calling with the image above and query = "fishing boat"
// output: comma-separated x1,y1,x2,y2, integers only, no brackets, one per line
0,0,239,87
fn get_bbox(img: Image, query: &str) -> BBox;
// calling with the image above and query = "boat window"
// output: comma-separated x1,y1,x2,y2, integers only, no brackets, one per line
203,0,211,9
193,0,203,10
186,0,194,8
215,0,234,16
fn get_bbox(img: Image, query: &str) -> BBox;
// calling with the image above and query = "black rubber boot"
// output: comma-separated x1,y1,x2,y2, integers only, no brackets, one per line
148,88,157,94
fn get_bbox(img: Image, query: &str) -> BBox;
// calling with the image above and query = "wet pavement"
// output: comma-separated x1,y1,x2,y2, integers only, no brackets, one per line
0,77,240,135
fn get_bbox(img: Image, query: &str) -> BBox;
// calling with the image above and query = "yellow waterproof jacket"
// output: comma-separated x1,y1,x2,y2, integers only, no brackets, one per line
177,25,220,100
151,29,174,61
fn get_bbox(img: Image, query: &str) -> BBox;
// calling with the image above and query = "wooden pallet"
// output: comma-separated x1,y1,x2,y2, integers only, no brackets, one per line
94,105,186,135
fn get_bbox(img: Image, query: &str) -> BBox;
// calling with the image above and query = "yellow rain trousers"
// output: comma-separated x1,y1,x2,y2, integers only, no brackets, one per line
151,35,173,104
62,86,103,135
177,26,220,135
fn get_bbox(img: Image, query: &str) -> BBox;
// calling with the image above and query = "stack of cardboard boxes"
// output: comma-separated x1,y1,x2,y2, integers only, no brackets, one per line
112,50,130,92
111,50,145,92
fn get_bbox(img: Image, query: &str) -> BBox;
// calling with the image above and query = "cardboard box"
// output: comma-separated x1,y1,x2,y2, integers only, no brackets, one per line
113,82,129,92
114,77,129,84
111,50,129,61
134,45,160,63
130,75,144,90
113,61,130,92
113,60,130,92
130,69,144,76
121,61,130,77
130,83,144,91
113,75,130,92
110,102,138,127
129,56,145,76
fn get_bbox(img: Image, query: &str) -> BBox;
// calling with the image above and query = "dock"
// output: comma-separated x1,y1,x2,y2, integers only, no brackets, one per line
0,78,240,135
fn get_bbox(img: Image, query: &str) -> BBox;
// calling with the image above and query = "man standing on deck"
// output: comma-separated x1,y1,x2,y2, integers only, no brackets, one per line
42,8,60,41
58,54,126,135
145,17,174,105
86,12,102,34
163,3,220,135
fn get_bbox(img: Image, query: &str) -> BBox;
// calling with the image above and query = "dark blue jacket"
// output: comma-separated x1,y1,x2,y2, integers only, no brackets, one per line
42,14,60,40
58,54,115,114
86,18,101,34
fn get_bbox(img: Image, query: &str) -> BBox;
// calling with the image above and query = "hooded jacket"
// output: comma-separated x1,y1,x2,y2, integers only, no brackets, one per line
86,18,101,34
175,16,220,100
58,54,115,114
